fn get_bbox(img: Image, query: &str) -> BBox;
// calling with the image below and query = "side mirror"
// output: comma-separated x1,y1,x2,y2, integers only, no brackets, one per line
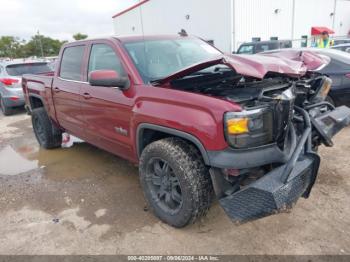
89,70,130,89
345,47,350,53
232,51,236,54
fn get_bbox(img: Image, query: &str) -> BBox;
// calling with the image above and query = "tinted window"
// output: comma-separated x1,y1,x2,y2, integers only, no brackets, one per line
6,63,51,76
280,41,292,48
124,38,221,82
88,44,126,77
60,46,85,81
256,42,279,53
237,45,254,54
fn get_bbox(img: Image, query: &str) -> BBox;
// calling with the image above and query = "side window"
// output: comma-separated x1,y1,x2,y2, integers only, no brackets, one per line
88,44,126,78
237,45,254,54
60,45,85,81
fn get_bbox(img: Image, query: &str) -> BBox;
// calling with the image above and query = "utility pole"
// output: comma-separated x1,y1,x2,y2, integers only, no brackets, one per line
37,30,44,58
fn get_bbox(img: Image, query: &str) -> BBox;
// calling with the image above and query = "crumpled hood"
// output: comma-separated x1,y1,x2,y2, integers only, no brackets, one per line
152,52,330,86
260,50,330,71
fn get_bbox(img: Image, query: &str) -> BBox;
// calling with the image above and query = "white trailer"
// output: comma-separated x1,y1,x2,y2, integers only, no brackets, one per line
113,0,350,53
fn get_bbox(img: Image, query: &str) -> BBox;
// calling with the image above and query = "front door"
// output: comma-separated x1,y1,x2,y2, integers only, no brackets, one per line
80,42,135,161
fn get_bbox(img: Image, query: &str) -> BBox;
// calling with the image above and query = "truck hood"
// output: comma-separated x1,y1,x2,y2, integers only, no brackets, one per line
151,52,330,86
260,50,330,71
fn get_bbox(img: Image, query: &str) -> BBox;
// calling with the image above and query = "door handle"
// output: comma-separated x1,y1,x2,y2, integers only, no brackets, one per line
53,87,60,93
83,92,92,99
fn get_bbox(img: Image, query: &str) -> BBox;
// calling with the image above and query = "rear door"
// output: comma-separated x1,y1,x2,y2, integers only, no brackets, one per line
52,44,87,136
80,40,135,161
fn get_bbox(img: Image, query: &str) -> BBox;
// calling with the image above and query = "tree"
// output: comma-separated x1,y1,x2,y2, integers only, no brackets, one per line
0,34,66,58
0,36,25,58
73,33,88,41
23,35,66,57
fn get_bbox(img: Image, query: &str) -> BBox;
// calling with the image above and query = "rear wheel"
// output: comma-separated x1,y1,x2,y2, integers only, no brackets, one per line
32,107,62,149
139,137,213,228
0,97,13,116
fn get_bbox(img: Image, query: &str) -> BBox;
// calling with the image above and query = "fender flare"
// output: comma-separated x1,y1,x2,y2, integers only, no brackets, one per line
28,94,45,108
136,123,210,165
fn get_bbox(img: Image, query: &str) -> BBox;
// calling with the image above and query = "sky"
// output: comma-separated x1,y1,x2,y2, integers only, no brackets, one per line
0,0,139,41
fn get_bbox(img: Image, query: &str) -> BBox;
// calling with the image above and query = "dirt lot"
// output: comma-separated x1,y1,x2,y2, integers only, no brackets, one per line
0,110,349,255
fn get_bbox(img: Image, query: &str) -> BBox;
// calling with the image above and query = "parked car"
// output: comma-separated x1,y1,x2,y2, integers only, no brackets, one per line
332,43,350,53
235,40,292,54
333,38,350,46
262,48,350,107
22,35,350,227
0,60,51,115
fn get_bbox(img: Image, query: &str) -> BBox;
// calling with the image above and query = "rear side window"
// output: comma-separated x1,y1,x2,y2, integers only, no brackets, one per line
280,41,292,48
6,63,51,76
237,45,254,54
88,44,126,77
60,46,85,81
256,43,278,53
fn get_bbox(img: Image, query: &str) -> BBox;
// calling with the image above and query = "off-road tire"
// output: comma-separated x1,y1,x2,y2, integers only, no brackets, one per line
32,107,62,149
0,97,13,116
139,137,213,228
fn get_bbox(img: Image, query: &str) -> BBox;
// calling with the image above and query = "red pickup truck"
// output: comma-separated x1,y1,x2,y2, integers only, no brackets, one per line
22,35,350,227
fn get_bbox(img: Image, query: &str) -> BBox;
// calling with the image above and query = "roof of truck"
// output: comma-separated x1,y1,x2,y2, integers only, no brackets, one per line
114,34,191,43
68,35,196,45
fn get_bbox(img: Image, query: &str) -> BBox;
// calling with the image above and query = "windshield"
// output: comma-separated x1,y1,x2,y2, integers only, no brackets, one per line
6,62,51,76
123,38,222,82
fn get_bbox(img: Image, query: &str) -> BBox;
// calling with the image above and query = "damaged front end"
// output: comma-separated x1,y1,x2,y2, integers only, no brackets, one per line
209,73,350,223
154,54,350,223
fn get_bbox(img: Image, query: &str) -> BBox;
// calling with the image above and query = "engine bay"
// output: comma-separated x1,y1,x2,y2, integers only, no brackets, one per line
169,65,325,109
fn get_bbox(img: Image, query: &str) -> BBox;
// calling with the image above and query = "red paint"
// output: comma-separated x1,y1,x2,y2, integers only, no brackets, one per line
112,0,150,18
155,53,319,86
0,78,19,86
22,35,329,165
89,70,119,80
311,26,335,35
260,49,330,71
10,96,19,101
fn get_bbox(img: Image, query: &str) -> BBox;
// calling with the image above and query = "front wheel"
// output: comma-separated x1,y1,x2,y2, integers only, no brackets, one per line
139,137,213,228
32,107,62,149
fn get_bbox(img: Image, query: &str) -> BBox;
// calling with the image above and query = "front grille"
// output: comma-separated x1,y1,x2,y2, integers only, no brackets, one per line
274,98,294,147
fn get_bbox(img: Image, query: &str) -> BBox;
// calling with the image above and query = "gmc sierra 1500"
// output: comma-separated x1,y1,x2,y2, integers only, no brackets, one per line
22,35,350,228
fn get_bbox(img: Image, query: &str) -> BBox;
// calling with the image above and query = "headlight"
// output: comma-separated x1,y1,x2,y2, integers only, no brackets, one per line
224,107,274,149
312,77,332,103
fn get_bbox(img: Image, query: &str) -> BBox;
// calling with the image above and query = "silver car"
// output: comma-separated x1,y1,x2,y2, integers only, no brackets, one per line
0,60,51,115
332,43,350,53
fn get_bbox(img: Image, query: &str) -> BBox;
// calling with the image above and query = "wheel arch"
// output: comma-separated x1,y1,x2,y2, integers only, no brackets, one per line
29,94,45,110
136,123,210,165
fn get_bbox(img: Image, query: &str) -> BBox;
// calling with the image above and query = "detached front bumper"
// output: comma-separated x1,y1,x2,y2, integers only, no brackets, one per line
213,154,319,222
210,105,350,223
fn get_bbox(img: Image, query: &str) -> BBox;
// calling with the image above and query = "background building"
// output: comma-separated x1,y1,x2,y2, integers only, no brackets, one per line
112,0,350,52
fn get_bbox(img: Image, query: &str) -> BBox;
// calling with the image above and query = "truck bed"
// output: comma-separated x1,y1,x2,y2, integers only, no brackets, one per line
22,72,55,116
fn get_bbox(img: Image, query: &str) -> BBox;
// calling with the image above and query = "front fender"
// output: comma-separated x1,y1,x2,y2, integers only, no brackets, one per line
129,85,241,164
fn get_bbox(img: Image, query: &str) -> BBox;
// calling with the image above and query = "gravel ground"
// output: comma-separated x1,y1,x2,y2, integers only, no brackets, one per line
0,110,349,255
